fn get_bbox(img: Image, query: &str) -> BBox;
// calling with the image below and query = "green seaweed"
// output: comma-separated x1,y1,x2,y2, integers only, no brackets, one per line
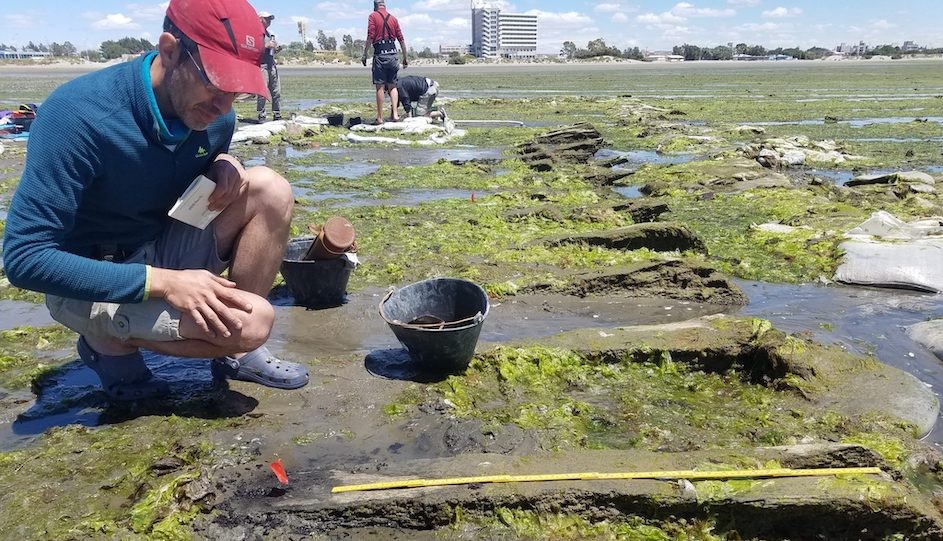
0,325,76,389
452,507,726,541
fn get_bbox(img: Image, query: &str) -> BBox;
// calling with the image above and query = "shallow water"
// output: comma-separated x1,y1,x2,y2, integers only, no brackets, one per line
750,116,943,127
3,278,943,449
612,186,643,198
596,148,698,167
294,187,481,208
804,165,943,186
243,144,505,171
293,162,380,179
736,280,943,444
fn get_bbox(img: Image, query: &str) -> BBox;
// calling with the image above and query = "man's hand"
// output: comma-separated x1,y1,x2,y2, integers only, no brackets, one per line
402,56,408,68
361,55,368,67
149,268,253,339
206,154,248,211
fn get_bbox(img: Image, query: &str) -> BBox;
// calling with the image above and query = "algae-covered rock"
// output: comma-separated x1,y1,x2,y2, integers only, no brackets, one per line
611,198,670,223
253,446,943,540
534,315,939,437
743,135,864,168
640,157,792,195
542,222,706,254
517,123,605,170
525,259,746,305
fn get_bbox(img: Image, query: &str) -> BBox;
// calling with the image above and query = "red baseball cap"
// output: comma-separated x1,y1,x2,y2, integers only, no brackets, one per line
166,0,269,98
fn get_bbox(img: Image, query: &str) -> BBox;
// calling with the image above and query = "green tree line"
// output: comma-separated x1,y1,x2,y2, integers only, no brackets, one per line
6,35,941,63
559,38,943,61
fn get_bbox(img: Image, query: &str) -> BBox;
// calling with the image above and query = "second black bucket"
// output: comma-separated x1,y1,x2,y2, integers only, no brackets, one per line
280,237,353,308
380,278,489,374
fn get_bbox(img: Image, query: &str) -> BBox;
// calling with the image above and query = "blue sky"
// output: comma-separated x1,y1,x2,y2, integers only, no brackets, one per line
3,1,941,54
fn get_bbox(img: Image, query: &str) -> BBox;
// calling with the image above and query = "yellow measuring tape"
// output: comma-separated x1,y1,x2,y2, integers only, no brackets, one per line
332,466,882,494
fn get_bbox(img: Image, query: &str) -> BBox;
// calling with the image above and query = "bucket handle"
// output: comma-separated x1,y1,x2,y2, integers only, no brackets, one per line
379,288,484,329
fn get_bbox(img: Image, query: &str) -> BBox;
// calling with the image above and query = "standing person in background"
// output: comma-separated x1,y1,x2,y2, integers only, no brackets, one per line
256,10,281,121
361,0,407,125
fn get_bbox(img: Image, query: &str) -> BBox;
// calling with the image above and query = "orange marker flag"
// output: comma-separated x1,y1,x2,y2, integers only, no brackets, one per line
271,457,289,485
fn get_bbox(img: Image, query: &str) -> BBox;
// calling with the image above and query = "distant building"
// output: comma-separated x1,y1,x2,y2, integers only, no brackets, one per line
439,44,470,56
733,53,765,61
902,41,922,52
645,52,684,62
0,50,53,60
471,2,537,59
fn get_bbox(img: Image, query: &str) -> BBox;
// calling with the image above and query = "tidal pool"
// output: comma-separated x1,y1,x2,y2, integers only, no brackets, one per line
751,116,943,127
3,278,942,450
292,187,483,208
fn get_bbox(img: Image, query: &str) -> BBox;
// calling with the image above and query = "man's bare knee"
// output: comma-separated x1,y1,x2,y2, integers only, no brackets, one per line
246,166,293,217
240,300,275,351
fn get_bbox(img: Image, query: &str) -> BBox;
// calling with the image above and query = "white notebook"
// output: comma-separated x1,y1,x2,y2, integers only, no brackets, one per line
167,174,222,230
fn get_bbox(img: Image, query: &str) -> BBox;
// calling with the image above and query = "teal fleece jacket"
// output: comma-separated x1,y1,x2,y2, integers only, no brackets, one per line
3,52,235,303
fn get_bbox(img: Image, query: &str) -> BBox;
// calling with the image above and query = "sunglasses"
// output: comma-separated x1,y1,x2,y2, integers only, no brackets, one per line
183,44,254,101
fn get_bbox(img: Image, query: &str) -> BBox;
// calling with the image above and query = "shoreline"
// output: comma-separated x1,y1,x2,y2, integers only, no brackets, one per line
0,55,940,73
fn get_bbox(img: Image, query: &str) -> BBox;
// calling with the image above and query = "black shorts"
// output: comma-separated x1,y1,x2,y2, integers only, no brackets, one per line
372,53,399,86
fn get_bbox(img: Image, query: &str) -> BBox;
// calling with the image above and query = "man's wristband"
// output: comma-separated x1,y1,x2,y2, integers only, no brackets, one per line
143,265,152,300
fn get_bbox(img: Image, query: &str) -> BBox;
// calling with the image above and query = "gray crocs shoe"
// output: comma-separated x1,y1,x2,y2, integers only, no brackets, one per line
77,336,170,401
211,346,309,390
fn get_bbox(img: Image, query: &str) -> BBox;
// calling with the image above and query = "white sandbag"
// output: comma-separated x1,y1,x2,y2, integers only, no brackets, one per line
834,211,943,292
292,115,328,125
343,132,416,145
342,129,465,146
845,210,943,240
834,240,943,292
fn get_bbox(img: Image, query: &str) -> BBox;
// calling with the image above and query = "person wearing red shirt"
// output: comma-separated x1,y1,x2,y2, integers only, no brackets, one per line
361,0,407,124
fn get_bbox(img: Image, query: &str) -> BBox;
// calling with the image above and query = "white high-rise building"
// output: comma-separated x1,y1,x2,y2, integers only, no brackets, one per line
471,2,537,59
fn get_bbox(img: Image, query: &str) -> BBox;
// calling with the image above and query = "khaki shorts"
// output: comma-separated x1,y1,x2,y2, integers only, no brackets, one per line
46,220,229,342
415,79,438,116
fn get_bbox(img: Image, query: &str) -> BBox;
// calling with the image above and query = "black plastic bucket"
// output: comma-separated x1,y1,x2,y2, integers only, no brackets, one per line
280,237,353,308
326,113,344,127
380,278,489,374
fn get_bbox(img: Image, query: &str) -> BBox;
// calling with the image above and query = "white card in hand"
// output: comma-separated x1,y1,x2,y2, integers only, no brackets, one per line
167,174,222,230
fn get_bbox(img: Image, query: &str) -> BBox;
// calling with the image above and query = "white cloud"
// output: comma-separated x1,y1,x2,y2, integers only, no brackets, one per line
737,22,782,31
398,13,436,26
728,0,760,5
762,6,802,18
315,2,370,21
673,2,736,17
612,13,629,23
92,14,139,30
523,10,592,27
870,19,896,30
446,17,469,29
5,14,35,27
638,2,734,28
126,2,168,23
411,0,468,12
637,12,685,25
595,3,621,12
659,25,692,40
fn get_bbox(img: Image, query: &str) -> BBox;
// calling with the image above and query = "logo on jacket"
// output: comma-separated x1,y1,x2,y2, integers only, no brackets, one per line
196,146,208,158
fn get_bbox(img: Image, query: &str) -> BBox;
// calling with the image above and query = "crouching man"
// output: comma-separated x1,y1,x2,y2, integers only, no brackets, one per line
2,0,309,400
